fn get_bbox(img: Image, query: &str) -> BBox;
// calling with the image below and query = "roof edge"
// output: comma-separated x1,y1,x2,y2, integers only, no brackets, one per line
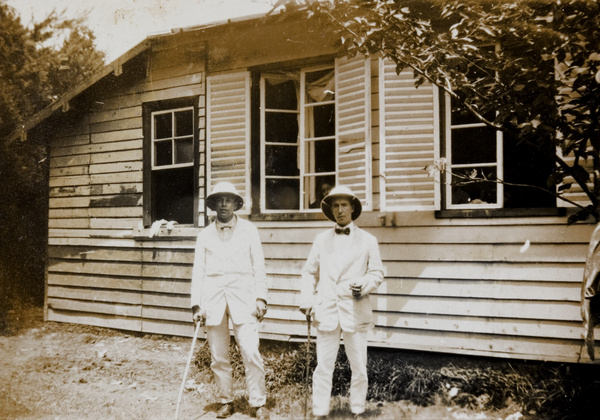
147,11,271,40
8,6,292,143
8,38,152,143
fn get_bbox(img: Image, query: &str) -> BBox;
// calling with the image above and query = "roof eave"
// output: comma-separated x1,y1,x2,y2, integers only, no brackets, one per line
8,8,287,143
7,38,153,143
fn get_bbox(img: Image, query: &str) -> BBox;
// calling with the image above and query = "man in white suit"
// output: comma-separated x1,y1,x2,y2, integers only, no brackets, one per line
190,182,269,419
299,186,384,418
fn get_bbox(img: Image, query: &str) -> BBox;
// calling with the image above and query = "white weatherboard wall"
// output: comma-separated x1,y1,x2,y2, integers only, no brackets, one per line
43,30,596,363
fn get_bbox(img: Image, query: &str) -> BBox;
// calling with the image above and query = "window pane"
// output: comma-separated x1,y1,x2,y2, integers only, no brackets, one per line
154,113,172,139
265,178,299,210
451,167,497,205
503,133,555,208
305,175,335,209
265,77,298,110
304,139,335,174
451,108,496,126
175,137,194,164
451,126,496,164
175,109,193,137
265,112,298,143
152,166,194,224
154,140,172,166
265,145,299,176
305,69,335,103
308,104,335,138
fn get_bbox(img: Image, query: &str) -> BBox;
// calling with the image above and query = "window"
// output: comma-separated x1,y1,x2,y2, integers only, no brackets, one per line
143,97,198,226
259,66,336,212
441,92,555,211
207,57,370,217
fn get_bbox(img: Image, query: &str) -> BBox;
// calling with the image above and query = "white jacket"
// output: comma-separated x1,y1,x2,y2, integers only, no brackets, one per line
300,224,384,332
190,217,268,326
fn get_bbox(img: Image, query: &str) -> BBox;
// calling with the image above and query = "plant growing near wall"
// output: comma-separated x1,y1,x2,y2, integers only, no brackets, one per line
280,0,600,223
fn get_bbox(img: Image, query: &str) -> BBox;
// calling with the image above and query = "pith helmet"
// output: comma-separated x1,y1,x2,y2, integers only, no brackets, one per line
321,185,362,222
206,182,244,211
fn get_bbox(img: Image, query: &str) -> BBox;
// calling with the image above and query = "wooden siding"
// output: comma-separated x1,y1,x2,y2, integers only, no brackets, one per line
256,215,596,363
41,22,599,365
46,43,207,337
47,208,596,363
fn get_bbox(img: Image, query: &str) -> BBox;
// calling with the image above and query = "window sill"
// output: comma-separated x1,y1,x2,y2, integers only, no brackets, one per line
435,207,566,219
249,212,329,222
133,225,201,241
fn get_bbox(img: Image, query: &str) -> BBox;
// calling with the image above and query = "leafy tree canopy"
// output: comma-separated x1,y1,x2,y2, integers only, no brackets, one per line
286,0,600,223
0,1,105,307
0,1,105,137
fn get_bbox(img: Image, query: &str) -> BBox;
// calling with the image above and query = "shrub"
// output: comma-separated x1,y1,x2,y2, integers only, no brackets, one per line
193,339,600,419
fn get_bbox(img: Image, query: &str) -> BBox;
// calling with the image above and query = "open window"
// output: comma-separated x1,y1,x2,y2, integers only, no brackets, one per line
207,57,371,217
260,66,336,212
143,97,199,226
440,91,556,212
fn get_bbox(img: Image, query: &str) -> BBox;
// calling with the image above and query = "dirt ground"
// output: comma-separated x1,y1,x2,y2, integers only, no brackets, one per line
0,308,524,420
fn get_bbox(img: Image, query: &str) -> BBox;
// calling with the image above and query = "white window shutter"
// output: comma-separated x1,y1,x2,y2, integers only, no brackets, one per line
335,55,372,210
207,71,251,213
379,58,436,211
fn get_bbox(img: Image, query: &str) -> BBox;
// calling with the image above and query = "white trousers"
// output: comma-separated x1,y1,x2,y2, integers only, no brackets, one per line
312,324,368,416
206,311,266,407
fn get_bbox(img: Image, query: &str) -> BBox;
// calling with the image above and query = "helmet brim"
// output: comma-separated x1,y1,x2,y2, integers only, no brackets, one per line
320,194,362,222
206,192,244,211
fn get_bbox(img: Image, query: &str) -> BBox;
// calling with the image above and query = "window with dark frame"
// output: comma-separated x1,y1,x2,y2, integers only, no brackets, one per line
440,44,556,212
143,97,199,227
442,93,555,211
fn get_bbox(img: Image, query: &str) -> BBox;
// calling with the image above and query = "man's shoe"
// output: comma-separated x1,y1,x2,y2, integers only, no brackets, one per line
253,406,270,419
216,403,234,418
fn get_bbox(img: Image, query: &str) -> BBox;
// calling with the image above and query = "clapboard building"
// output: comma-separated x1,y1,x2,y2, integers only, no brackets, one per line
13,10,597,363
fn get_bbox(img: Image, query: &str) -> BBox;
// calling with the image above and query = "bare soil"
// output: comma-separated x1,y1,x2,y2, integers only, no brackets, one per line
0,307,524,419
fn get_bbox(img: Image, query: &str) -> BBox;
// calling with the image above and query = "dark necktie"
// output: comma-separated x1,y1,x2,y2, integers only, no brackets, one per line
335,227,351,235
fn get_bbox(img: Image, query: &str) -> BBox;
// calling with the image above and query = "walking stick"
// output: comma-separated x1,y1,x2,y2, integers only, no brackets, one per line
303,314,312,419
175,320,202,420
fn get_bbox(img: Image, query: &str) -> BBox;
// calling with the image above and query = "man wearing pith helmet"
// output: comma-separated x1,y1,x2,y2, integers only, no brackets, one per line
190,181,269,419
299,185,384,419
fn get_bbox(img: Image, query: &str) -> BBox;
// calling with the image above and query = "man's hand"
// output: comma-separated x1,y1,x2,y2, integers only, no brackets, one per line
350,282,364,299
255,299,267,322
299,304,313,317
191,305,205,326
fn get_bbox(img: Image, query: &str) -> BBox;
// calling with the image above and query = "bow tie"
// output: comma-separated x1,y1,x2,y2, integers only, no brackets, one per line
335,227,351,235
219,223,234,230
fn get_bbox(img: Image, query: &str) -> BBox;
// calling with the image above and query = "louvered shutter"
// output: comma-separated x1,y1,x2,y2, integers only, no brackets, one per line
206,71,251,213
335,56,372,210
379,58,436,211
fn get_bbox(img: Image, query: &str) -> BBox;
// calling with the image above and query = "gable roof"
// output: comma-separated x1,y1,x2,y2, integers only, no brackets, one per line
8,11,272,143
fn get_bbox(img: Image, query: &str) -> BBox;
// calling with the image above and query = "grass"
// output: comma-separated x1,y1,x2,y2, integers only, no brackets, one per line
193,338,600,420
3,302,599,419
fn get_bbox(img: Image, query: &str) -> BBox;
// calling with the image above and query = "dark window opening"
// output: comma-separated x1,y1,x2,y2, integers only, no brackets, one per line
143,97,198,227
152,166,194,224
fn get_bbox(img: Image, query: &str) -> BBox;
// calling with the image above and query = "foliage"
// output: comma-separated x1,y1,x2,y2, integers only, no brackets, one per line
0,1,105,314
289,0,600,222
0,3,105,137
192,340,600,419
